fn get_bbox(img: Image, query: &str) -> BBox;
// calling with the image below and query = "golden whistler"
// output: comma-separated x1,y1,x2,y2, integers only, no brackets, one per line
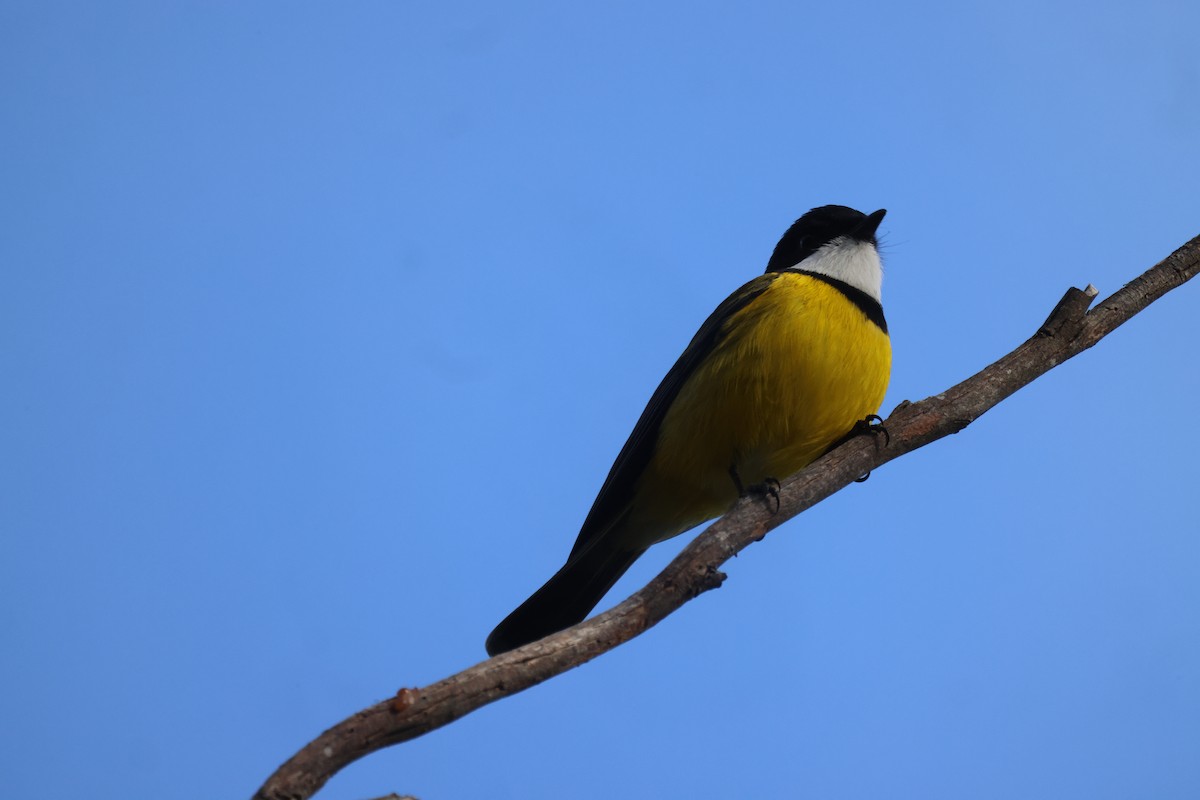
487,205,892,655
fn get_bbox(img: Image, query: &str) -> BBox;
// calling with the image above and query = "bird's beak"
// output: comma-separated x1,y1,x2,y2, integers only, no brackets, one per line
858,209,887,239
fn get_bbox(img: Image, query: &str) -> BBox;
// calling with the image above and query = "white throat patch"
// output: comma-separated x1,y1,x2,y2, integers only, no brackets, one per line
793,238,883,302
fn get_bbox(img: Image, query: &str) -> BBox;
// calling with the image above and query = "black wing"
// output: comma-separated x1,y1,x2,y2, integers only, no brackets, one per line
567,272,780,558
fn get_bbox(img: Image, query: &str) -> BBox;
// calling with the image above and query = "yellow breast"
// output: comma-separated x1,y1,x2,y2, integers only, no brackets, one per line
635,272,891,543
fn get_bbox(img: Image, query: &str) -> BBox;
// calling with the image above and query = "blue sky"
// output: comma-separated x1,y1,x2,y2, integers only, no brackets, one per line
2,2,1198,798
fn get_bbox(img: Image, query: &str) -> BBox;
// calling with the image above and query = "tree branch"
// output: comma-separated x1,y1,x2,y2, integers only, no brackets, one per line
255,232,1200,800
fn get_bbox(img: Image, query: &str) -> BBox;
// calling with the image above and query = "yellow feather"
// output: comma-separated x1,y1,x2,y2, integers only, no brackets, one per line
631,272,891,544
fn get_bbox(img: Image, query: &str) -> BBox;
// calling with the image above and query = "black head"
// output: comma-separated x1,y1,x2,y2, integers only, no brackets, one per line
765,205,886,274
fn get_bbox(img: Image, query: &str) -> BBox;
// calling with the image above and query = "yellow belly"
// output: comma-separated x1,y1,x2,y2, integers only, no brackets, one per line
631,273,891,544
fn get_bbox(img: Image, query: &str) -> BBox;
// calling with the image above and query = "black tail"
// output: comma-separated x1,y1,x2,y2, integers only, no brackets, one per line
485,543,645,656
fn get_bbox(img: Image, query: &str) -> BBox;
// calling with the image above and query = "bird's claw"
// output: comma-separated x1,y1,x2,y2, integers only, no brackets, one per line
749,477,781,514
858,414,890,447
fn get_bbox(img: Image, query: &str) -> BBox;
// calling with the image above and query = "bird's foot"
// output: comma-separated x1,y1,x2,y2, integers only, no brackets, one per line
729,465,781,514
854,413,890,447
846,414,889,482
747,477,781,514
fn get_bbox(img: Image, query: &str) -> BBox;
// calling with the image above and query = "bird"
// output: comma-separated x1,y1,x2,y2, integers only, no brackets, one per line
485,205,892,656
